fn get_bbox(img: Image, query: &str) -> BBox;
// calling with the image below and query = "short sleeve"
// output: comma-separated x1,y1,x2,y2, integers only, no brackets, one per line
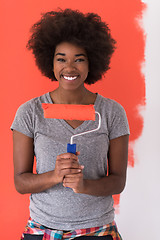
109,102,130,140
11,101,34,138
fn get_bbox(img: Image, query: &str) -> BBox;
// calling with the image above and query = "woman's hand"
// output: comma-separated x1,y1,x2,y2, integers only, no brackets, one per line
54,152,84,185
64,135,129,196
62,166,85,193
13,130,83,194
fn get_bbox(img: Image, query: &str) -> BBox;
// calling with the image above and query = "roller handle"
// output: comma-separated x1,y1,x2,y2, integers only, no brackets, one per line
67,143,76,155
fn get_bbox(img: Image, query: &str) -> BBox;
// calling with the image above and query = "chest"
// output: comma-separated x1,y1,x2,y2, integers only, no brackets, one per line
64,120,84,129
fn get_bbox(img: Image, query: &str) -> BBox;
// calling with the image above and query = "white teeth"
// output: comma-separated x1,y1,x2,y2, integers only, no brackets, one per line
63,75,78,81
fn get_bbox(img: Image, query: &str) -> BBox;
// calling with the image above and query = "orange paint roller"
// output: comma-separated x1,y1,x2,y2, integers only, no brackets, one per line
42,103,96,121
42,103,101,154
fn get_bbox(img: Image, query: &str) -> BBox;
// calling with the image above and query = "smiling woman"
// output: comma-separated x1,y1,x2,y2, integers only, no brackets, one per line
11,8,129,240
26,9,115,84
53,42,89,92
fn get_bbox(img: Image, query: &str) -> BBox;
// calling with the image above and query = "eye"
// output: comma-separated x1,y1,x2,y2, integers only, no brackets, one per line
75,58,85,62
57,58,65,62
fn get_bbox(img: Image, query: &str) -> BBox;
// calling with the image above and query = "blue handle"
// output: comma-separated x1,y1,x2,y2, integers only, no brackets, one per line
67,143,76,155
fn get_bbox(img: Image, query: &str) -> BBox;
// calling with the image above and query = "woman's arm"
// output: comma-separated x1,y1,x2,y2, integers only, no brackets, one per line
63,134,129,196
13,130,82,194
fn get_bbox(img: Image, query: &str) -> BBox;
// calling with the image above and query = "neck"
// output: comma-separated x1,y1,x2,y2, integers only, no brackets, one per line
51,86,90,104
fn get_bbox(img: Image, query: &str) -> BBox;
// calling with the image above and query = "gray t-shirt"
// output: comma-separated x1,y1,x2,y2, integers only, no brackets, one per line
11,92,130,230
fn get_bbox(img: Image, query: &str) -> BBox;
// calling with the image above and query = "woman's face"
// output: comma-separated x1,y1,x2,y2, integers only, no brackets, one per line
53,42,89,90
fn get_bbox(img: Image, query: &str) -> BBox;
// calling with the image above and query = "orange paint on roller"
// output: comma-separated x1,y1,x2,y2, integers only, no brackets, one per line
42,103,96,121
42,103,101,154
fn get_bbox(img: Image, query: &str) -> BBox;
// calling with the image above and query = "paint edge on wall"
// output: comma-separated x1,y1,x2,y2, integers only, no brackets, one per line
114,1,147,213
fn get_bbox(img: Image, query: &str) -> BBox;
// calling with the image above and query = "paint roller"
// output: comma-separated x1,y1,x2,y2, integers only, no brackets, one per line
42,103,101,155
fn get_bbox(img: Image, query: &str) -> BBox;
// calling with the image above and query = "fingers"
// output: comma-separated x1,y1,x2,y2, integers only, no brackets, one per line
64,172,83,179
61,168,82,176
54,152,82,183
63,172,82,184
55,162,82,178
57,152,79,161
76,151,80,156
56,152,85,193
63,172,84,193
57,159,80,169
56,158,82,172
56,152,82,172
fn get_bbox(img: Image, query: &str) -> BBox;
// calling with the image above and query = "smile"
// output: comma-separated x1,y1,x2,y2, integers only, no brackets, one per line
62,75,79,81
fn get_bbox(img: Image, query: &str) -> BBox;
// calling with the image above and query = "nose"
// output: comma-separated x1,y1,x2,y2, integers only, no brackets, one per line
65,60,76,71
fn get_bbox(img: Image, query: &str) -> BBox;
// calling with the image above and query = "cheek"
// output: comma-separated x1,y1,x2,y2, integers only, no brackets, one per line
53,62,61,76
83,65,89,78
80,62,89,73
84,70,89,79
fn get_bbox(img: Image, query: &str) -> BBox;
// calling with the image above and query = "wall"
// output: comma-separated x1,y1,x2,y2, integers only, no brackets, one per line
115,1,160,239
1,0,159,239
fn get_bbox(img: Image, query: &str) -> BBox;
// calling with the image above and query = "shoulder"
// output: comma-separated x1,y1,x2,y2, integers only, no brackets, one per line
97,94,126,114
16,93,49,114
11,93,49,137
97,94,130,139
12,93,50,124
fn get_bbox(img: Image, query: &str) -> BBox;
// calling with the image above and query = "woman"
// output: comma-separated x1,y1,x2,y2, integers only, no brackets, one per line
11,9,130,240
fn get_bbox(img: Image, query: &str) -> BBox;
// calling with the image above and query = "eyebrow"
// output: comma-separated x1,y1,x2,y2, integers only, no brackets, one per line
55,53,65,56
75,54,86,57
55,53,86,57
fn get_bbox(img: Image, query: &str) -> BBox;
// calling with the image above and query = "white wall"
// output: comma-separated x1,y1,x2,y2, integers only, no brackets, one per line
115,1,160,239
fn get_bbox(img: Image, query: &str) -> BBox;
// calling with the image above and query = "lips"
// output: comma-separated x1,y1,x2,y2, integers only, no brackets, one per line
61,74,79,81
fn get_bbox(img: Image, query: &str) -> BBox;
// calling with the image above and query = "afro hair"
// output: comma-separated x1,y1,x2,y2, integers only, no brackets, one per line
27,8,116,84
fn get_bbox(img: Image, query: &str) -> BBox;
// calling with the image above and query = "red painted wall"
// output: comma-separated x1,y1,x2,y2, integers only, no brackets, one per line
0,0,145,239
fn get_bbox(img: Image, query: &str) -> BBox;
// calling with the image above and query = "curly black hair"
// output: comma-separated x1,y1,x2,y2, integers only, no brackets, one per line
27,9,116,84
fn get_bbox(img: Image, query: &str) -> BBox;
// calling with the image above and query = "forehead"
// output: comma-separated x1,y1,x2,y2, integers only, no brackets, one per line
54,42,87,55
